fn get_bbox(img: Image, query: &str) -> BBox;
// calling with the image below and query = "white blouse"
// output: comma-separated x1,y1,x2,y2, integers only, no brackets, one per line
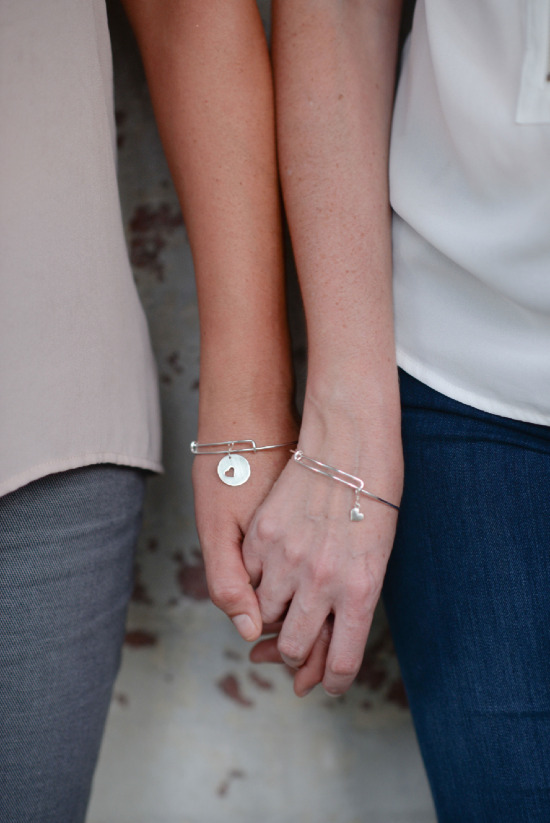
391,0,550,425
0,0,162,497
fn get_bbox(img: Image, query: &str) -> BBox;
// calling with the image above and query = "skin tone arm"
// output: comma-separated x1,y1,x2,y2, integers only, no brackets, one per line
243,0,404,696
121,0,298,640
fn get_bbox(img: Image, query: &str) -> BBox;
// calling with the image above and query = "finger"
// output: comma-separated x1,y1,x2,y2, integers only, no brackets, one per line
241,531,263,589
322,604,373,696
243,548,262,589
260,621,283,636
255,577,293,625
293,619,333,697
249,622,284,664
276,591,330,669
202,530,263,642
249,635,283,664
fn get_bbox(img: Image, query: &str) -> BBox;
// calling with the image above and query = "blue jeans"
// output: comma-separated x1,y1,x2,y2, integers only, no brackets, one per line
0,465,146,823
383,370,550,822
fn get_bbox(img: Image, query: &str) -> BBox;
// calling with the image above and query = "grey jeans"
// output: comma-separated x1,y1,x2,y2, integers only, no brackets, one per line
0,464,147,823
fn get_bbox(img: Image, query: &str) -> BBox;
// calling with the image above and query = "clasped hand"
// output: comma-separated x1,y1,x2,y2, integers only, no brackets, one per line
194,440,401,697
243,456,400,696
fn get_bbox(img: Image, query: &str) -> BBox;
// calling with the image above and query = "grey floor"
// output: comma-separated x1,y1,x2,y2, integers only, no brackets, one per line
89,600,435,823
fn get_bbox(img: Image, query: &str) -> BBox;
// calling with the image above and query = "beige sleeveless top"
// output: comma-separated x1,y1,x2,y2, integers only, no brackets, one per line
0,0,162,497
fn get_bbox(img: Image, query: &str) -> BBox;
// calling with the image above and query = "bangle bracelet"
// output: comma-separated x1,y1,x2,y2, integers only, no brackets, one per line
292,449,400,521
190,439,297,487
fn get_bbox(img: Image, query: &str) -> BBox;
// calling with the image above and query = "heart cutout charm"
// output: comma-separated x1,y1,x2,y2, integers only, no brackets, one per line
217,454,251,486
350,506,364,522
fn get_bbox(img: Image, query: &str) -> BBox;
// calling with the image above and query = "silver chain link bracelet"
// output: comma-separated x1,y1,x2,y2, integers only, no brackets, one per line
292,449,400,521
190,439,297,486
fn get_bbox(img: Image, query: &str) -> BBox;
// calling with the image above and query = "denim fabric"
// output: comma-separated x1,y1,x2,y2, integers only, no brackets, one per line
0,465,146,823
384,370,550,822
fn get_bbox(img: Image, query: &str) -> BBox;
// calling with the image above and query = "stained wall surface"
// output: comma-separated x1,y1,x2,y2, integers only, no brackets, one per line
88,4,435,822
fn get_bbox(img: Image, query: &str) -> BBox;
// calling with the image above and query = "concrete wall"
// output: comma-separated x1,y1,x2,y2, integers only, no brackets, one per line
87,5,435,822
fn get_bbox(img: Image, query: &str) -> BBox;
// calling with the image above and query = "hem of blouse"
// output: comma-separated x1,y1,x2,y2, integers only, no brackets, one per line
396,348,550,428
0,453,164,499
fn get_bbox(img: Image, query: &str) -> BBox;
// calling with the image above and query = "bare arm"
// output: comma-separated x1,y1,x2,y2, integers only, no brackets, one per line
122,0,298,640
243,0,403,695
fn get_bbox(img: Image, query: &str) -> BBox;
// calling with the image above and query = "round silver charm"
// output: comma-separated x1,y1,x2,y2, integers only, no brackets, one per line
217,454,251,486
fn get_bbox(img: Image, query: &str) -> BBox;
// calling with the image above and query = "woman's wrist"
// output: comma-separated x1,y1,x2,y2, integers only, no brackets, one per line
303,365,401,436
297,378,403,501
197,382,299,442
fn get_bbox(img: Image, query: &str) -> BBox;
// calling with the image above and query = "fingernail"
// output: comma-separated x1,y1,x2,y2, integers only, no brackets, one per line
301,686,314,697
232,614,256,640
323,688,340,698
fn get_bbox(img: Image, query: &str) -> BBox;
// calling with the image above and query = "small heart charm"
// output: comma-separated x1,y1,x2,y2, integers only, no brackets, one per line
350,506,364,522
217,454,251,486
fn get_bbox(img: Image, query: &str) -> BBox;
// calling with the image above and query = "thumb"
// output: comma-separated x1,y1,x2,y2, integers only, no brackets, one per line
203,537,262,642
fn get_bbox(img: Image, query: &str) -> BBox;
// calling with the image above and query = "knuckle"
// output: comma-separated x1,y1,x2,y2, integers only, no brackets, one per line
310,556,337,589
208,579,243,611
259,603,282,624
254,514,281,545
348,570,379,605
328,656,360,680
278,636,305,665
343,611,371,640
257,589,282,622
283,540,303,567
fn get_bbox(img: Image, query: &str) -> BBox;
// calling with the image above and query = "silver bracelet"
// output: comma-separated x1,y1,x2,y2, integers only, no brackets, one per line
190,439,297,487
292,449,400,521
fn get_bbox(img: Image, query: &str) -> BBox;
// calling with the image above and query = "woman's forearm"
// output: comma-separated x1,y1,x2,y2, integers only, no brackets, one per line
240,0,404,695
273,0,402,441
122,1,298,642
122,0,295,437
